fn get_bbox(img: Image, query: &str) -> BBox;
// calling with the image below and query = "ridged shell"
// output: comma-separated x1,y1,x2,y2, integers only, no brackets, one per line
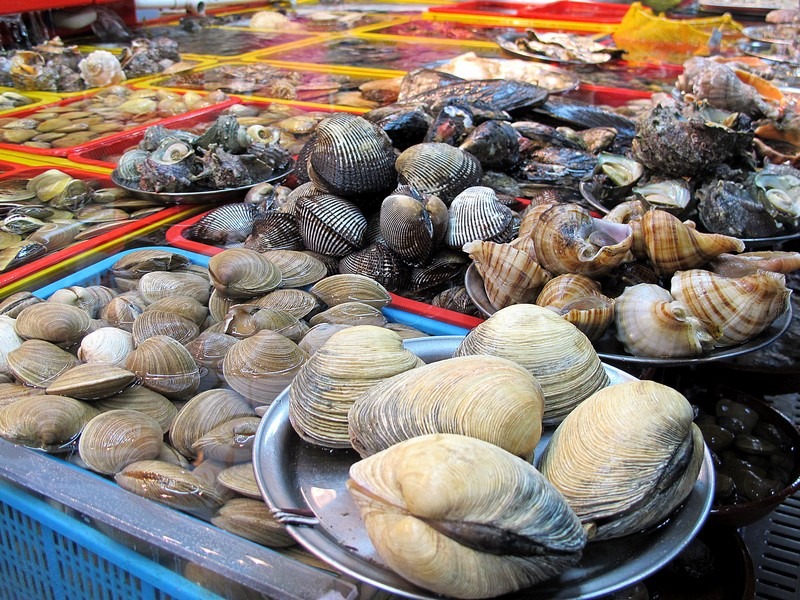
222,330,308,406
243,211,304,252
539,380,705,541
395,142,483,205
260,249,327,288
7,339,81,388
78,327,134,366
535,274,615,342
191,416,262,464
338,242,409,293
92,385,177,434
295,192,367,257
670,269,790,346
0,382,45,409
379,188,448,266
455,304,608,425
78,409,163,475
45,363,137,401
131,310,200,346
207,289,239,324
111,249,190,280
349,355,544,460
208,248,282,299
221,304,308,341
708,251,800,278
309,274,391,309
168,389,255,459
0,394,96,452
531,204,633,278
642,209,745,276
137,271,210,305
124,335,201,399
308,301,387,327
211,497,295,548
188,202,257,245
445,186,516,250
14,302,93,347
409,249,469,291
347,433,586,599
464,240,551,310
253,289,321,320
288,325,423,448
614,284,720,358
306,113,397,199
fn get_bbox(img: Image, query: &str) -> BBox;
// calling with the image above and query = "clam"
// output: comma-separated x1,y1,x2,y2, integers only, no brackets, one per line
184,330,238,375
7,339,81,388
0,291,42,318
671,269,790,347
259,249,327,288
124,335,201,399
254,289,321,320
14,301,94,347
45,363,137,401
100,292,148,331
158,443,191,468
535,274,615,342
289,325,423,448
538,380,705,541
464,240,551,310
144,296,208,326
168,388,255,459
207,289,239,323
445,186,517,250
189,202,257,245
131,310,200,347
308,301,387,327
93,385,177,434
211,497,295,548
347,433,586,599
379,186,448,266
614,283,720,358
395,142,483,205
208,248,282,299
0,316,23,377
221,304,308,341
454,304,608,425
48,285,117,318
0,394,97,453
295,191,368,258
217,462,260,498
115,459,228,520
78,409,164,475
297,323,351,356
339,242,409,293
0,382,45,408
349,355,544,461
191,416,262,464
409,249,469,292
222,329,308,407
111,249,190,280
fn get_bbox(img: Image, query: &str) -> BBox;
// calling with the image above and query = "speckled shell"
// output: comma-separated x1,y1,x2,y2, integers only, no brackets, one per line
295,192,367,258
379,187,448,266
670,269,790,346
338,242,409,293
538,380,704,541
395,142,483,205
208,248,282,299
78,409,163,475
306,113,397,199
445,186,517,250
614,283,720,358
535,274,615,342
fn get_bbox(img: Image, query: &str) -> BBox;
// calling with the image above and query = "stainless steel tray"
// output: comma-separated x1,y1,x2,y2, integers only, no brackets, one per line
254,335,715,600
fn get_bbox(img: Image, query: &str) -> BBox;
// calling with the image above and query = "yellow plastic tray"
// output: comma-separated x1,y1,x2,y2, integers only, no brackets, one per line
422,9,620,34
0,89,61,116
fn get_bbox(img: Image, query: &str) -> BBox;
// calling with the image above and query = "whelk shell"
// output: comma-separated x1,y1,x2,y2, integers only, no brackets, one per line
78,409,163,475
535,274,615,342
708,251,800,278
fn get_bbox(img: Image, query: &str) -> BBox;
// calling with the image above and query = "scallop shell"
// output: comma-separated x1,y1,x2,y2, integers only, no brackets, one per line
379,187,448,266
454,304,608,425
7,339,81,388
539,380,705,541
45,363,137,401
535,274,615,342
78,409,163,475
0,394,97,453
395,142,483,205
445,186,517,250
614,283,720,358
349,355,544,461
295,192,367,258
208,248,282,299
289,325,423,448
670,269,790,346
347,433,586,598
309,274,391,309
14,301,94,347
124,335,201,399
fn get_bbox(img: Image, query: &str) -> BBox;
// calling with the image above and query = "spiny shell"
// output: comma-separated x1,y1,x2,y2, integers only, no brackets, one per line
295,192,367,258
0,394,97,453
77,326,134,366
78,409,163,475
7,339,81,388
92,385,177,434
14,301,94,347
289,325,423,448
535,274,615,342
539,380,705,541
124,335,201,399
455,304,608,425
347,433,586,599
260,249,327,288
445,186,516,250
614,283,720,358
308,301,387,327
137,271,210,305
222,330,308,407
379,188,448,266
670,269,790,346
191,416,262,464
395,142,483,205
45,363,137,401
349,355,544,461
208,248,282,299
309,274,391,309
211,497,295,548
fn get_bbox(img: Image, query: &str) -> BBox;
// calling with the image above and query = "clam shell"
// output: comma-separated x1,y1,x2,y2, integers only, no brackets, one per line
445,186,516,250
0,291,42,318
0,394,97,453
111,249,190,280
184,330,238,374
191,416,262,464
137,271,210,305
0,382,46,409
131,310,200,347
338,242,409,293
188,202,256,245
124,335,201,399
708,251,800,278
208,248,282,299
217,462,261,498
347,433,586,598
455,304,608,425
14,301,93,347
100,292,148,331
297,323,351,356
45,363,137,401
309,274,391,309
78,409,164,475
77,326,134,366
221,304,308,341
409,249,469,292
144,296,208,326
383,322,428,339
207,289,239,323
295,192,367,258
93,385,177,434
243,211,304,252
7,339,81,388
48,285,117,318
0,315,23,377
538,380,705,541
254,289,321,320
379,188,448,266
260,249,327,288
308,301,387,327
395,142,483,205
349,354,544,460
211,497,295,548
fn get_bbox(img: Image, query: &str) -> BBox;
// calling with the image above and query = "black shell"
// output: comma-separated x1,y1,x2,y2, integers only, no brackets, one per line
243,211,304,252
188,203,257,245
408,249,469,292
379,188,448,266
395,142,483,206
295,193,367,258
444,186,517,250
459,120,520,171
338,242,409,293
697,179,780,238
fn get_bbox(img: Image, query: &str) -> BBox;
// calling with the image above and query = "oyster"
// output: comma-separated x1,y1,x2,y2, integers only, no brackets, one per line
347,433,586,599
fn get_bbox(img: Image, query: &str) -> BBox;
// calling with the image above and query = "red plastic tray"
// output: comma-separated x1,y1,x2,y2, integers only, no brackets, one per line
429,1,629,23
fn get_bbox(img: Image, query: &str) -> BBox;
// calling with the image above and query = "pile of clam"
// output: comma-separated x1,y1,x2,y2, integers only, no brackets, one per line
0,247,428,551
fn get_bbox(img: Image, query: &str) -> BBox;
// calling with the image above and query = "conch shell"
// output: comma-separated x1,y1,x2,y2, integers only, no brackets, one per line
708,251,800,278
347,433,586,599
539,380,705,541
535,274,615,342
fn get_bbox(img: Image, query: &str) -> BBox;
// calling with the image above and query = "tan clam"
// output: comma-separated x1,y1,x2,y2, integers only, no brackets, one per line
110,249,191,280
217,462,260,498
45,363,137,401
0,315,23,377
93,386,178,434
349,355,544,461
168,388,255,459
708,251,800,278
137,271,210,305
77,327,134,366
0,394,97,452
614,283,720,358
48,285,118,318
539,380,705,541
207,288,239,323
144,296,208,326
191,416,262,464
222,330,308,407
289,325,423,448
78,409,164,475
99,292,147,331
670,269,790,347
463,240,551,310
347,433,586,599
184,330,238,376
308,301,387,327
7,339,80,388
260,249,327,288
0,382,45,409
131,310,201,346
535,274,615,342
253,288,321,320
208,248,282,299
454,304,608,425
221,304,308,342
124,335,201,399
212,497,296,548
0,291,42,318
297,323,351,356
14,301,94,347
158,442,191,468
383,322,428,339
309,274,392,309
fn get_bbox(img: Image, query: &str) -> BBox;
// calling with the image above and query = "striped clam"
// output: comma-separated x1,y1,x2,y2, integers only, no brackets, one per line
0,316,23,377
347,433,586,599
188,202,257,246
535,274,615,342
539,380,705,541
309,274,391,309
0,394,97,453
308,301,387,327
348,354,544,461
294,189,368,258
260,250,327,288
144,296,208,326
78,409,164,475
339,242,409,292
379,185,448,266
395,142,483,205
220,305,308,342
445,186,518,250
137,270,210,305
45,363,137,401
455,304,608,425
208,248,282,299
7,339,80,388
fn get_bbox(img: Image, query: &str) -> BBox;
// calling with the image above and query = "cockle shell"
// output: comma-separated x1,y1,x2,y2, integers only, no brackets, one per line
124,335,201,399
641,209,745,276
614,283,720,358
535,274,615,342
445,186,517,250
463,240,551,310
670,269,790,346
211,497,295,548
14,301,94,347
454,304,608,425
7,339,80,388
289,325,423,448
0,394,97,453
708,251,800,278
78,409,163,475
208,248,282,299
538,380,705,541
349,355,544,460
338,242,409,293
45,363,137,401
191,416,262,464
295,191,368,258
395,142,483,205
189,202,256,245
379,187,448,266
347,433,586,599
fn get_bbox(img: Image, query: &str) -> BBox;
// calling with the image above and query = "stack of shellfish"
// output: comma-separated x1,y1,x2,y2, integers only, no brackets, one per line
0,247,428,553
